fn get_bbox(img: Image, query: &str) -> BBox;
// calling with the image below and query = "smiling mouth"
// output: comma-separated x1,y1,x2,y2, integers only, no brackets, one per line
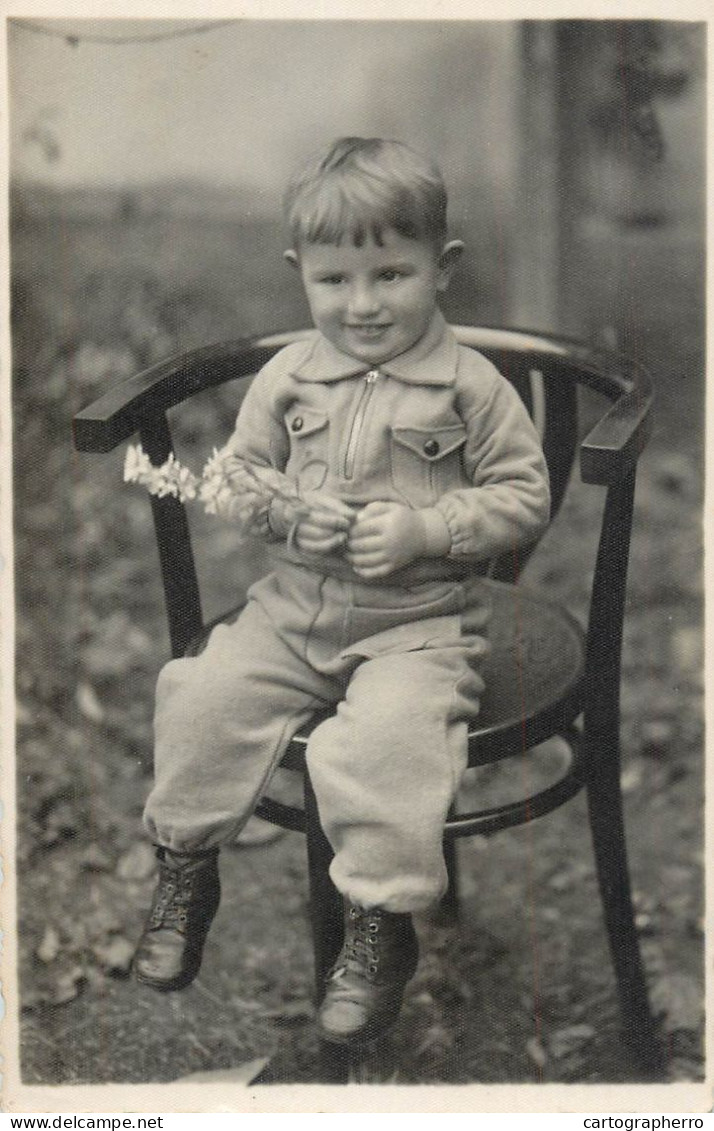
346,324,392,336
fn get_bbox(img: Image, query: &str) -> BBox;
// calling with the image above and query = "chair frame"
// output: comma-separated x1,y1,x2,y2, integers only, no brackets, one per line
74,325,660,1079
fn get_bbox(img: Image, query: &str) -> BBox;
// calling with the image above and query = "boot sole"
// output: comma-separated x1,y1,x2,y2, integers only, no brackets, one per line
318,988,410,1047
133,957,202,993
134,969,198,992
318,1012,400,1048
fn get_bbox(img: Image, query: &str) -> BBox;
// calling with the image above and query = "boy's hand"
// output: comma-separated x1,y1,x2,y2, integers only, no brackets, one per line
346,501,451,579
271,490,354,554
296,491,354,554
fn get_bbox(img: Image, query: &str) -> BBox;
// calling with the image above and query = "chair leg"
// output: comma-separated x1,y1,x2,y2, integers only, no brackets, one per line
582,474,663,1075
304,770,349,1083
441,835,460,923
436,808,460,924
585,734,664,1075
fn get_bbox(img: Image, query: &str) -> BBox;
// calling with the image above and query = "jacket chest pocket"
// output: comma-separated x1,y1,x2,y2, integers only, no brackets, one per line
285,406,330,491
390,423,467,506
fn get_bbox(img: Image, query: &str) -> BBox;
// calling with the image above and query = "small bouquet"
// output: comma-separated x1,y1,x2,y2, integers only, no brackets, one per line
123,443,306,534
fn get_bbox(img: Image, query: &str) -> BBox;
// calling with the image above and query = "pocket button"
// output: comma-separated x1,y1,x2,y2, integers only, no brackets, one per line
291,416,304,433
423,438,440,457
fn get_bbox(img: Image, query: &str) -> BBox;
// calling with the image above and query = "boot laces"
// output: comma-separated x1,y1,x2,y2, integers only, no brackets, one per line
150,865,196,930
330,907,382,984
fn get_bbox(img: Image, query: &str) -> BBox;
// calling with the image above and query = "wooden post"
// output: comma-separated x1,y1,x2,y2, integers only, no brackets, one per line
509,22,561,333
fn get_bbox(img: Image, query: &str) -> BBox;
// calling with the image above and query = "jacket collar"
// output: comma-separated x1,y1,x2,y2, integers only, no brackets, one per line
292,310,458,386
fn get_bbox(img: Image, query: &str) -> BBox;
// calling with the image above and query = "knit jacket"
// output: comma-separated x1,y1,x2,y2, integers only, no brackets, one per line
220,310,551,586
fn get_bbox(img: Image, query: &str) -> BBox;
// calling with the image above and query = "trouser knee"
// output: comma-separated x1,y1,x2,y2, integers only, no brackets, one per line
155,655,242,733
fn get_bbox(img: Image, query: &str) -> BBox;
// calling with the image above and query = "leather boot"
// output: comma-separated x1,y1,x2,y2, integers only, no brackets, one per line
318,904,419,1045
133,846,220,992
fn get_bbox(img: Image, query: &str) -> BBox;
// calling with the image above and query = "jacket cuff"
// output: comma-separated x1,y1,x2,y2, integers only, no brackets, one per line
436,497,474,556
418,507,452,558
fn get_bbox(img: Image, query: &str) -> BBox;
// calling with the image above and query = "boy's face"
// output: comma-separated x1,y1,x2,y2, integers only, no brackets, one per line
286,229,462,367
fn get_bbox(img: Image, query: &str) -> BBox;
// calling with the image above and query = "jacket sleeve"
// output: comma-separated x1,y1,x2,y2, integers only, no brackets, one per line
203,351,299,540
434,363,551,562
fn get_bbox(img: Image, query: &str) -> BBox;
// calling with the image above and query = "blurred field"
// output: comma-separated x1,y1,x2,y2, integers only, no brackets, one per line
11,186,705,1086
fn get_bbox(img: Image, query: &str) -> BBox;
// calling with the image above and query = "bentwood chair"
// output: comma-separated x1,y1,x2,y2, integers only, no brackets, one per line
73,325,662,1080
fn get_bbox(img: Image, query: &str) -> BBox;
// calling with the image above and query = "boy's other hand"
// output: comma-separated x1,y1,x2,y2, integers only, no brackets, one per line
294,490,354,555
346,501,451,579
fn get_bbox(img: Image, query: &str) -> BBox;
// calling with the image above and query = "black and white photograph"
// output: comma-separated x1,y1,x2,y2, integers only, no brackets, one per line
3,6,708,1112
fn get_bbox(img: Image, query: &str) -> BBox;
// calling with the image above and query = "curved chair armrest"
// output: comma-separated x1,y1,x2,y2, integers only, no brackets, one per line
579,359,653,485
72,337,291,453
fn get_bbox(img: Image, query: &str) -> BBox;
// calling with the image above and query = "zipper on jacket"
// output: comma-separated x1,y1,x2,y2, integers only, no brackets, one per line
343,370,379,480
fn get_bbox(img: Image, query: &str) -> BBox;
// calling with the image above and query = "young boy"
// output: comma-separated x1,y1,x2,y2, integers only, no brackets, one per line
133,137,550,1046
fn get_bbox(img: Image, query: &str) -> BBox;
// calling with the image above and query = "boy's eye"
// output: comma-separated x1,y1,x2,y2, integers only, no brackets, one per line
319,274,346,285
379,269,403,282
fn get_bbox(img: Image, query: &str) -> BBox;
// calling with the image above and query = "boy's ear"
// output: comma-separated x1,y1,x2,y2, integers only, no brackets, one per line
436,240,464,292
283,249,300,270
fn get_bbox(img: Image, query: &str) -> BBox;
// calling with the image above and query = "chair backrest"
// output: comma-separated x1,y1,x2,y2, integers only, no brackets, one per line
73,324,652,658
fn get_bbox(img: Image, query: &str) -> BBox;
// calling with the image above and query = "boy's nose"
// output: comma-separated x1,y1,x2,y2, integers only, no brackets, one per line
348,283,381,318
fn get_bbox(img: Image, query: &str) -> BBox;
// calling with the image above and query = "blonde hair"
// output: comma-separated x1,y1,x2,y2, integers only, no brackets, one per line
284,137,448,249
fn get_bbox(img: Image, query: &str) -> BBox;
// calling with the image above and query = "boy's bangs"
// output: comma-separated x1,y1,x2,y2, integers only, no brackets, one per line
285,137,449,249
293,180,427,247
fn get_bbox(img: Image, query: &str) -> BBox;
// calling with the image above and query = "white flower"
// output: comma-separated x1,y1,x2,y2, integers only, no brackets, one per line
123,444,153,484
164,454,199,502
124,440,309,530
199,477,238,517
124,445,199,503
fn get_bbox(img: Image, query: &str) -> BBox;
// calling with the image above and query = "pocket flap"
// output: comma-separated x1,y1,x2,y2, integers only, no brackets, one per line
285,406,328,438
340,615,463,660
391,424,467,462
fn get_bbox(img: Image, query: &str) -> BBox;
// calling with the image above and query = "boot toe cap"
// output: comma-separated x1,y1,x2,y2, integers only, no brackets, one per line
133,930,199,991
319,998,372,1043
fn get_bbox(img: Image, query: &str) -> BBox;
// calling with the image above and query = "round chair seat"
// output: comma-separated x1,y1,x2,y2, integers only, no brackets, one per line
468,578,585,762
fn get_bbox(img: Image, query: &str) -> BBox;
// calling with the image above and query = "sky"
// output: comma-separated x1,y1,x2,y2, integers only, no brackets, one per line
7,18,518,208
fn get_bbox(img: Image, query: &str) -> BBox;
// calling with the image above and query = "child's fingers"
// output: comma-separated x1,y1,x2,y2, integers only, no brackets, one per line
303,491,355,524
347,515,388,542
357,500,394,519
345,546,389,568
346,528,383,551
351,560,395,579
299,522,342,542
296,522,348,553
311,512,352,533
306,507,353,533
312,532,349,551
